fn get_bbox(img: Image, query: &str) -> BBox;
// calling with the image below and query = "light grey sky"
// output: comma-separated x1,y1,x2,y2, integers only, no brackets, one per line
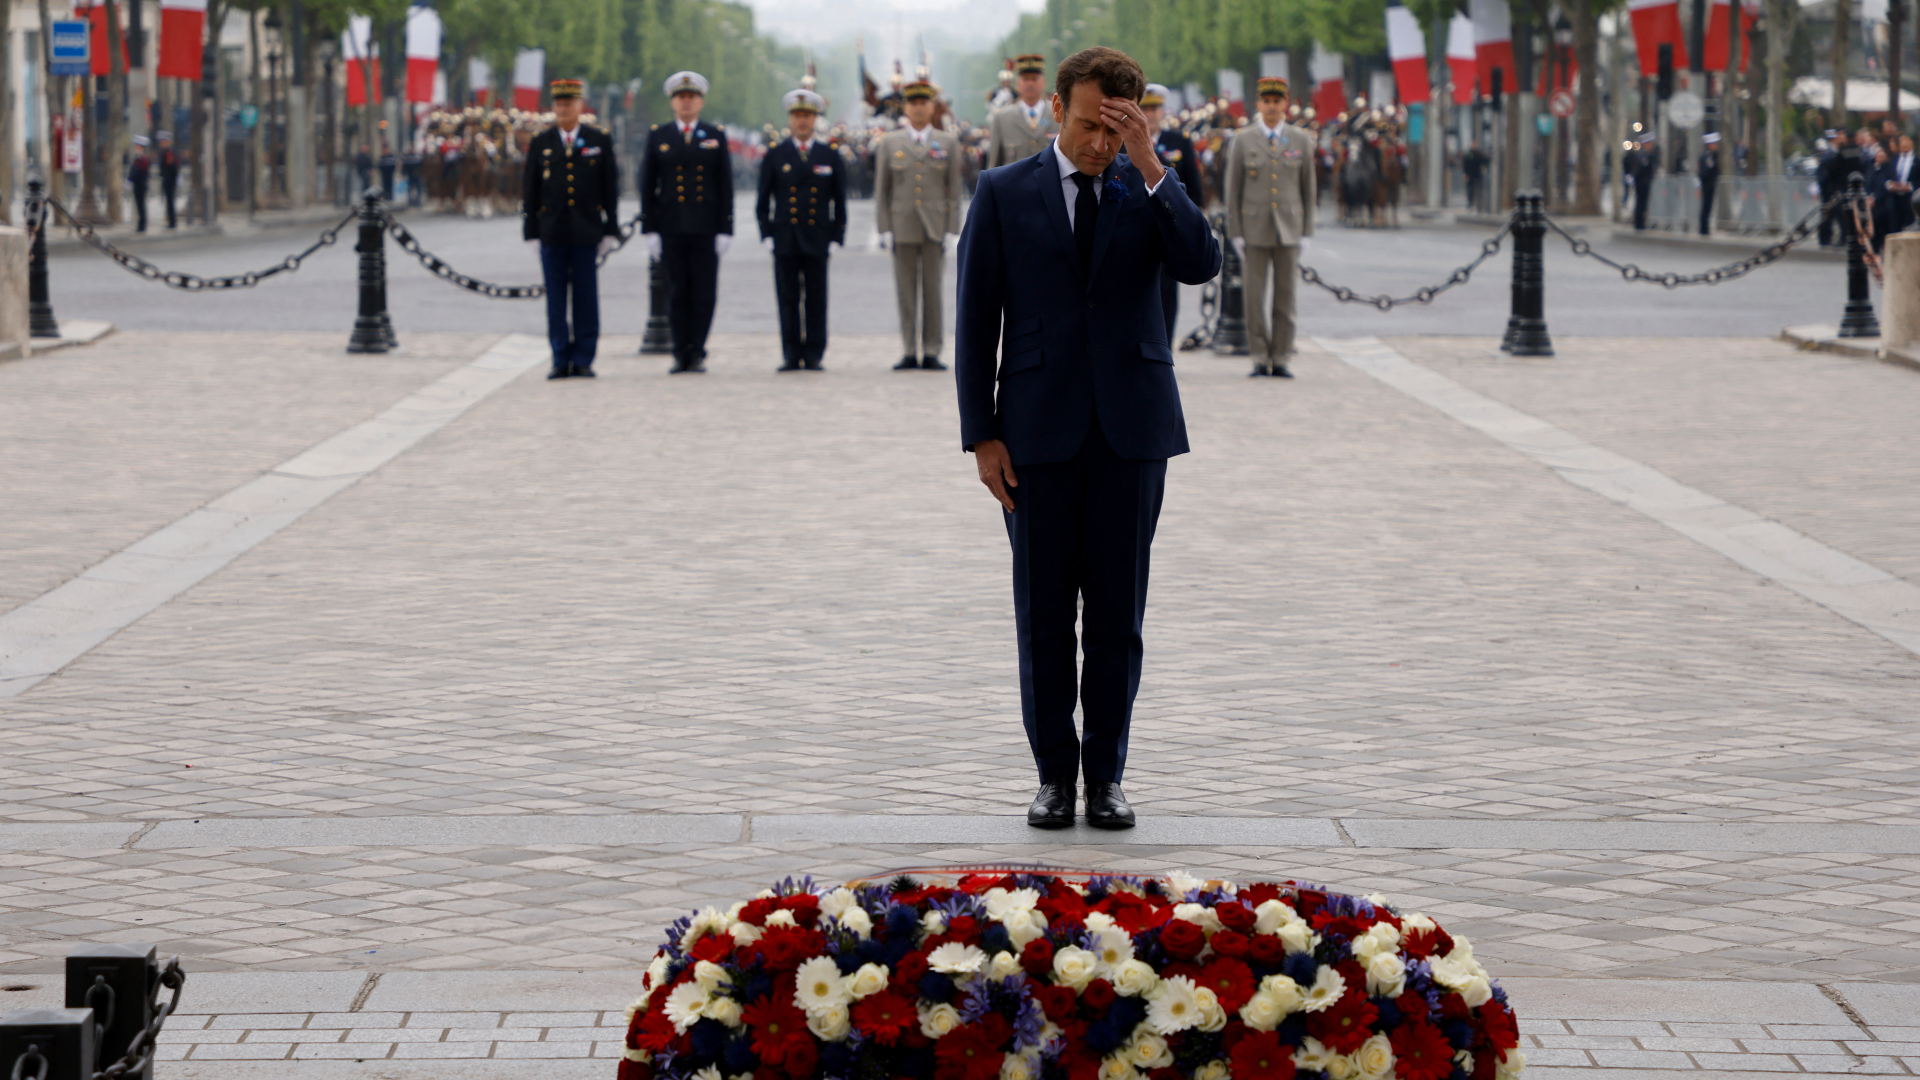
746,0,1036,53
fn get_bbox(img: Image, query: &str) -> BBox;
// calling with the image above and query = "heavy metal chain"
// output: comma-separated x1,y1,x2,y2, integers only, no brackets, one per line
1179,276,1219,351
46,199,356,291
94,957,184,1080
382,214,640,300
1542,192,1844,287
10,1044,46,1080
1297,222,1514,310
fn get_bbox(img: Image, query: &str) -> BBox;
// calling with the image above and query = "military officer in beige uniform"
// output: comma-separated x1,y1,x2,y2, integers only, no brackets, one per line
1223,76,1315,377
874,79,963,371
985,54,1058,168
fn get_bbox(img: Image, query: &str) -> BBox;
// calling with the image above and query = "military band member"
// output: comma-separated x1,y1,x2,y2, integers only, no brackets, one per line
1143,83,1202,341
986,54,1058,168
756,88,847,371
1223,76,1314,378
522,78,621,380
640,71,734,374
875,80,962,371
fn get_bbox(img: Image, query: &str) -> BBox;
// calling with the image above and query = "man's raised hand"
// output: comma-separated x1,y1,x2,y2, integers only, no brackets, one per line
1100,97,1164,188
973,439,1019,512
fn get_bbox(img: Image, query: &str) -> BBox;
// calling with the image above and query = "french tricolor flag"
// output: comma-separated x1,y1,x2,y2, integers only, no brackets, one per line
1469,0,1513,97
513,48,545,112
1702,0,1757,73
1310,42,1346,119
1629,0,1688,76
404,3,441,104
1385,0,1430,105
1446,13,1477,105
157,0,204,80
343,15,381,107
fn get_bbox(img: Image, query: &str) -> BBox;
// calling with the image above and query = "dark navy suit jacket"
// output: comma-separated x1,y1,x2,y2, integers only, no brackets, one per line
955,143,1221,465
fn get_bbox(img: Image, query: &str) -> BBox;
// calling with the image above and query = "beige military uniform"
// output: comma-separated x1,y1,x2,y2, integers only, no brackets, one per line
1223,120,1316,367
874,124,964,360
986,101,1058,169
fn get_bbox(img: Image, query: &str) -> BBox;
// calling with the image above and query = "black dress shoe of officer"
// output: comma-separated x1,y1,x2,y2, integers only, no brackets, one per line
1027,780,1076,829
893,355,920,370
686,359,707,373
669,359,692,373
778,359,803,371
919,356,948,371
1271,364,1294,379
1248,364,1268,377
803,358,824,370
574,367,595,378
547,368,571,380
1085,782,1136,829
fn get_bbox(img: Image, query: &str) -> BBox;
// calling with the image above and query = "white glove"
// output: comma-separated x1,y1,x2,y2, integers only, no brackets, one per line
1232,236,1247,259
944,233,958,255
1298,236,1312,252
762,236,775,251
1693,178,1701,190
644,232,663,259
879,231,893,251
596,236,616,258
715,235,732,257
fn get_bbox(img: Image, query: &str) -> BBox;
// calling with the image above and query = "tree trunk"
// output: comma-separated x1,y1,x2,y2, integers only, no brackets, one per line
1832,0,1851,129
1570,0,1602,214
36,0,62,201
0,0,14,223
248,3,262,214
105,0,125,224
1765,0,1788,180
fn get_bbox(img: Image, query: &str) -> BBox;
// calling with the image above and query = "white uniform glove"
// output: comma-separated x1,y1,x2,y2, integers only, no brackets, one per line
1297,236,1312,252
526,239,540,253
879,231,893,251
715,235,732,257
763,236,775,251
596,235,617,258
644,232,663,259
944,234,958,255
1232,236,1247,259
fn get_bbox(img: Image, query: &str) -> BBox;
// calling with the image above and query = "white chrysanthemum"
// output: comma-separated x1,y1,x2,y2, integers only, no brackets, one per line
1494,1049,1526,1080
691,1066,723,1080
839,907,873,939
918,1001,962,1038
929,941,988,974
1356,1034,1395,1080
1194,1061,1230,1080
819,887,858,920
1278,919,1319,956
1295,1037,1339,1072
664,981,710,1032
1239,988,1288,1031
1083,911,1118,933
989,949,1024,980
845,962,890,999
794,956,853,1014
706,996,744,1029
807,1003,852,1041
1000,1052,1038,1080
694,960,731,992
1091,927,1135,971
921,910,947,936
1166,870,1207,897
1194,985,1227,1033
985,887,1042,922
1052,945,1100,990
1096,1055,1141,1080
1300,966,1346,1012
1110,958,1158,997
1005,908,1049,950
1351,923,1401,963
764,909,798,929
1252,899,1290,935
729,921,762,946
1365,952,1406,998
1128,1030,1175,1069
1145,975,1204,1034
1402,913,1437,935
1172,902,1223,934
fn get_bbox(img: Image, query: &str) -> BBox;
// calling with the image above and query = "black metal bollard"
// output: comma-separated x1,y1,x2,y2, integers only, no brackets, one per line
347,189,397,354
26,179,60,339
0,1009,96,1080
1211,216,1248,355
1838,172,1881,339
1501,192,1554,357
65,945,156,1080
639,253,672,354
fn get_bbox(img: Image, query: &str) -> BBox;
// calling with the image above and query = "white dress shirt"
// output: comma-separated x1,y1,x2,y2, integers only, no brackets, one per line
1253,112,1284,147
558,124,580,150
906,123,932,147
1023,101,1044,125
1897,152,1915,186
1053,139,1165,230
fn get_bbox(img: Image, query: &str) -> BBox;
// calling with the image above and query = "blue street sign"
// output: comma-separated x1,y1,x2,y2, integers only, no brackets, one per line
50,19,89,77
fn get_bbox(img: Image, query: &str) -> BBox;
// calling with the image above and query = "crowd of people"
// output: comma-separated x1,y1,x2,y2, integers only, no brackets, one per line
1811,121,1918,250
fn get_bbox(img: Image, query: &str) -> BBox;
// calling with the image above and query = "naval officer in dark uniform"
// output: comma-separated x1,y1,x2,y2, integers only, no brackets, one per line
640,70,734,374
1143,83,1202,340
522,78,621,379
756,87,847,371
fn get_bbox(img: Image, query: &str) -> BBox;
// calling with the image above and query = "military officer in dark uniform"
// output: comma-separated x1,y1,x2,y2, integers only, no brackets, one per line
1629,133,1656,231
157,131,181,230
1143,83,1201,340
756,88,847,371
522,78,622,379
640,70,735,374
1697,131,1721,236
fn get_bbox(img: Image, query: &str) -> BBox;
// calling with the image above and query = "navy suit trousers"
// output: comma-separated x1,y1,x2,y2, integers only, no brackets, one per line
774,252,829,364
662,233,720,364
1003,416,1166,785
540,242,600,372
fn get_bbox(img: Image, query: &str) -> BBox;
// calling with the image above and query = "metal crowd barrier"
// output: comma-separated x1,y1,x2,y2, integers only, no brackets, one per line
1640,173,1826,236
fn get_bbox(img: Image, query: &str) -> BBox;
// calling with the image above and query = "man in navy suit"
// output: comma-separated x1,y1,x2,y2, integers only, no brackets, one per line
955,46,1220,830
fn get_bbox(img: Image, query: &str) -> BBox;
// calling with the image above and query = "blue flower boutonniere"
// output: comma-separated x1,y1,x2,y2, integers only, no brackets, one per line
1103,173,1129,204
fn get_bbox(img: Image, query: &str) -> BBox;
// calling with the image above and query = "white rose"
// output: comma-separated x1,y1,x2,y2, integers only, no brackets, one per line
840,907,873,939
919,1001,962,1038
1494,1049,1526,1080
705,996,744,1029
664,982,709,1032
1253,899,1291,935
1006,908,1049,950
1365,952,1406,998
694,960,731,992
1083,911,1118,933
1096,1056,1140,1080
1092,927,1135,971
1278,920,1318,955
1300,966,1346,1012
622,1048,650,1065
1000,1054,1037,1080
625,992,652,1022
764,909,798,928
1458,975,1493,1008
1173,903,1223,935
845,962,890,999
1167,870,1207,897
1295,1037,1338,1072
921,910,947,936
985,887,1042,921
1356,1034,1394,1080
1194,986,1227,1033
730,922,762,946
1239,989,1287,1031
1110,958,1159,997
929,942,988,974
646,953,671,992
819,887,858,920
1128,1030,1174,1069
1402,914,1437,936
1259,974,1303,1015
1145,975,1203,1035
1326,1052,1357,1080
1453,1050,1474,1076
1194,1062,1230,1080
989,950,1023,980
1365,892,1390,909
1351,924,1400,963
807,1003,851,1041
1053,945,1100,990
1427,956,1470,990
794,956,853,1013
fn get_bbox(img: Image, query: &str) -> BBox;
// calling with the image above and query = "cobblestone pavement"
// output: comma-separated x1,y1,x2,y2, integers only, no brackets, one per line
3,329,1918,1075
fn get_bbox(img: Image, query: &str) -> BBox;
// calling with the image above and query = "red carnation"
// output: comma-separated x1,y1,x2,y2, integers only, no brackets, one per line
740,897,780,926
1198,957,1256,1013
1228,1029,1298,1080
1476,1000,1520,1051
1160,919,1206,959
1240,883,1286,907
1098,891,1169,933
1402,926,1453,959
1082,978,1117,1013
1209,929,1251,960
1306,990,1379,1054
755,925,825,972
631,1008,678,1053
1396,990,1432,1024
1035,983,1078,1024
1390,1019,1455,1080
1248,934,1286,967
687,933,732,964
1216,902,1257,933
852,991,918,1045
934,1015,1012,1080
945,915,982,943
779,893,822,928
1020,937,1056,976
891,950,930,995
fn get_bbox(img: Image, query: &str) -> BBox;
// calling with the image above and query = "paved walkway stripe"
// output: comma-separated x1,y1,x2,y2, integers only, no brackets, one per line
0,334,547,698
1316,336,1920,659
5,814,1918,854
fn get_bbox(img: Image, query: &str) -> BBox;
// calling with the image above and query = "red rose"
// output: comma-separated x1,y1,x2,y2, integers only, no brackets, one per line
1209,929,1250,960
935,1015,1012,1080
1228,1029,1298,1080
780,893,822,928
1082,978,1117,1013
945,915,982,943
1440,993,1471,1021
1240,883,1285,907
1160,960,1203,983
891,950,930,995
1216,902,1257,933
1389,1020,1455,1080
1036,984,1078,1024
780,1032,818,1078
1159,919,1206,959
1248,934,1286,967
1020,937,1056,977
1306,990,1379,1054
852,991,918,1045
1396,989,1431,1024
1099,891,1169,933
616,1058,653,1080
755,926,825,971
1148,1068,1181,1080
1476,1000,1520,1051
740,897,780,926
1198,957,1256,1013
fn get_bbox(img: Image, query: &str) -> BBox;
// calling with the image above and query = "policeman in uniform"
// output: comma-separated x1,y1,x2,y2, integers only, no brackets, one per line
1142,83,1201,341
1698,131,1721,236
521,78,621,379
157,131,181,230
874,79,962,371
1223,76,1314,378
1630,133,1657,232
640,71,734,374
985,54,1058,168
127,135,152,233
756,88,847,371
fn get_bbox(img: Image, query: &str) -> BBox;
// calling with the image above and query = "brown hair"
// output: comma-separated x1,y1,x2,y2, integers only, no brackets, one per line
1054,47,1145,108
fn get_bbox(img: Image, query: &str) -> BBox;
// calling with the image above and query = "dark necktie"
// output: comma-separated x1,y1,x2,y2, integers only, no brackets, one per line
1071,172,1097,271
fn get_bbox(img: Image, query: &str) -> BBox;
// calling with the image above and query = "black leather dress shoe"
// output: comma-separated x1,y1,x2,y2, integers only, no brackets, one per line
1271,364,1294,379
547,368,571,380
893,355,919,370
686,359,707,373
919,356,948,371
574,367,595,378
1085,782,1136,829
778,359,803,371
803,358,824,370
1026,781,1076,829
1248,364,1268,377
